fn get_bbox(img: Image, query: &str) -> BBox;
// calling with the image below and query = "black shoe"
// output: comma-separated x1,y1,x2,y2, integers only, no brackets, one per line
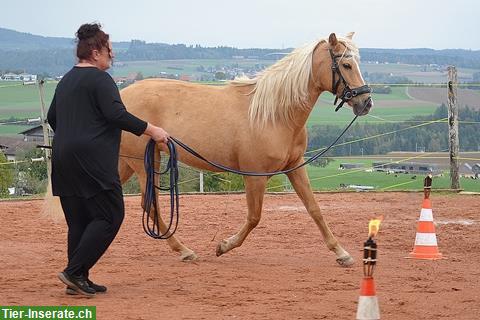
58,272,95,297
65,279,107,295
87,279,107,293
65,287,78,295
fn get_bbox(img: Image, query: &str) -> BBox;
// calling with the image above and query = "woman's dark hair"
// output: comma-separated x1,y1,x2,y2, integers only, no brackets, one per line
75,23,109,60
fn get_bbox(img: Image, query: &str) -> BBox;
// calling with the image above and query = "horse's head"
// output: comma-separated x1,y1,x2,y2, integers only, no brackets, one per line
315,32,373,116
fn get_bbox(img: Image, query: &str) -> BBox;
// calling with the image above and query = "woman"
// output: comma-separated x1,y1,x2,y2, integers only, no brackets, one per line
47,23,168,297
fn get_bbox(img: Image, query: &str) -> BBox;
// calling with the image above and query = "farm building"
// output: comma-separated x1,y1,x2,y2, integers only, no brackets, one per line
464,163,480,179
372,161,442,175
1,72,37,82
0,137,36,161
18,125,53,143
339,163,364,169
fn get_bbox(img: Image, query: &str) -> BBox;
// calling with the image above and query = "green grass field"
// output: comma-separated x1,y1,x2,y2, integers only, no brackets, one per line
0,81,56,120
269,159,480,192
372,86,413,100
307,104,438,127
318,87,412,102
0,124,34,136
361,63,421,74
308,88,438,126
111,59,274,78
0,75,441,135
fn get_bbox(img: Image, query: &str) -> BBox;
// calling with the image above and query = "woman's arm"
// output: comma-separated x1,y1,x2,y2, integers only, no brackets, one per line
47,93,57,132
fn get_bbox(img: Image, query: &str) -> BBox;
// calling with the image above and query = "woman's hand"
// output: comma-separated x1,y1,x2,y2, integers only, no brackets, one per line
144,123,170,144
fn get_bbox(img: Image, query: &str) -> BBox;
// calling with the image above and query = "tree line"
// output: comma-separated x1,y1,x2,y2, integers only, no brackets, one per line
1,36,480,76
308,104,480,156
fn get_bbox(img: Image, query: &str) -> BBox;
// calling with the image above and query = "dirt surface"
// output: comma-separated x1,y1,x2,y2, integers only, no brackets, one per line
1,192,479,319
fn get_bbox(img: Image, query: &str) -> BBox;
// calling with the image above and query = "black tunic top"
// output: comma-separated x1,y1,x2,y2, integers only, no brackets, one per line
47,67,147,198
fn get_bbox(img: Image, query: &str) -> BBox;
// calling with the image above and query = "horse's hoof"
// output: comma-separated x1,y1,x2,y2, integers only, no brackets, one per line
181,251,198,261
336,255,354,267
215,240,228,257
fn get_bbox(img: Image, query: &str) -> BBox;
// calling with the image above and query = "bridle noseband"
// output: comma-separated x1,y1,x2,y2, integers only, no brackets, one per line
329,48,372,112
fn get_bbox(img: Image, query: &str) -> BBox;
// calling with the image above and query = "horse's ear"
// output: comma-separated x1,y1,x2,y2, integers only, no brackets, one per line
345,32,355,40
328,33,338,47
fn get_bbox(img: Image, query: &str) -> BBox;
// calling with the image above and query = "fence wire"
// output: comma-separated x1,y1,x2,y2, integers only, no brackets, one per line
1,80,480,196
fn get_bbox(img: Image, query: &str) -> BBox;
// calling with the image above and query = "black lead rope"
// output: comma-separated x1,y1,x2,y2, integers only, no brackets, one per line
142,113,356,239
143,139,179,239
169,114,360,177
142,99,372,239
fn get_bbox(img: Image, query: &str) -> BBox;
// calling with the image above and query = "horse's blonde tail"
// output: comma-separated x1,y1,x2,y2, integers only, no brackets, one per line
41,179,63,222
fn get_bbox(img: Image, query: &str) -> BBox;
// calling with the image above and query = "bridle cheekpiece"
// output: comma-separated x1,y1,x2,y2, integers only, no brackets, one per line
329,48,372,112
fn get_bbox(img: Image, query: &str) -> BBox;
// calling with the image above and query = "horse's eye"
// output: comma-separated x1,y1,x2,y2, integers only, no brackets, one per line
342,63,352,69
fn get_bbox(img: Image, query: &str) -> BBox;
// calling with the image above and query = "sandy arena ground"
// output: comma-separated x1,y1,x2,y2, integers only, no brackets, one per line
1,192,479,319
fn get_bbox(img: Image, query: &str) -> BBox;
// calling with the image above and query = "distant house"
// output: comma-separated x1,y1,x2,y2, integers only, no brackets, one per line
1,72,37,82
473,164,480,179
372,161,442,176
464,163,480,179
18,125,53,143
113,77,128,86
127,72,139,81
19,73,37,82
2,147,17,161
1,72,20,81
0,136,37,161
0,143,8,159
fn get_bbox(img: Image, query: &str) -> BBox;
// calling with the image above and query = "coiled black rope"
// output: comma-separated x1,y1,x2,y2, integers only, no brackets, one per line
143,139,179,239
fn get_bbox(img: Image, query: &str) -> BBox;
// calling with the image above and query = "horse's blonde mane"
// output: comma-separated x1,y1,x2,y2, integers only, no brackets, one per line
230,37,359,128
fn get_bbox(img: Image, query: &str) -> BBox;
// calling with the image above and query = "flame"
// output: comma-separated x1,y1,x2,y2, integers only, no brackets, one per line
368,215,384,237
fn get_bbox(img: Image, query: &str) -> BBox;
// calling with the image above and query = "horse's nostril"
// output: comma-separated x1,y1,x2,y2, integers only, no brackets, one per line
359,99,373,115
366,98,373,109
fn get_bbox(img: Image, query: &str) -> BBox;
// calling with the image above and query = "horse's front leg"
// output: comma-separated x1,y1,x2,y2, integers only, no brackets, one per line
216,176,267,256
287,166,354,267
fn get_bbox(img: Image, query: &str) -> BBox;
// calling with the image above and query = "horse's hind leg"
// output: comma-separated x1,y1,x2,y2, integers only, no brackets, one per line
119,158,134,184
216,176,267,256
287,166,354,267
124,157,198,261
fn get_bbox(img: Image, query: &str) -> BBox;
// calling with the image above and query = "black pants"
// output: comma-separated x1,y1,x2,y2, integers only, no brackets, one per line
60,188,125,277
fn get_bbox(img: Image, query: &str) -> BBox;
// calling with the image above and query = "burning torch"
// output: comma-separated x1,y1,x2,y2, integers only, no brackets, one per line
363,217,383,278
424,174,432,200
357,216,383,320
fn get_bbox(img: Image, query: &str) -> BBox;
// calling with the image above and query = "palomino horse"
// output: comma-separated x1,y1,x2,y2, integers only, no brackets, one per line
118,33,372,266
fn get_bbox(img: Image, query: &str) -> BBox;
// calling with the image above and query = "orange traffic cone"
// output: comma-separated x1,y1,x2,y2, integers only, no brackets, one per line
409,197,443,260
356,277,380,320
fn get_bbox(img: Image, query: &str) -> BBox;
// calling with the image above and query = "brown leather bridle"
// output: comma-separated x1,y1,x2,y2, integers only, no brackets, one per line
329,48,372,112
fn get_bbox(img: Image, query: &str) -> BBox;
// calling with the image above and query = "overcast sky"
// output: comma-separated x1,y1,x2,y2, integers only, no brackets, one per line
2,0,479,50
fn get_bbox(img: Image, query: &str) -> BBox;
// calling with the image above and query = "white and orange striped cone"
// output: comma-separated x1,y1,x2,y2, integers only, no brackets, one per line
356,277,380,320
408,197,443,260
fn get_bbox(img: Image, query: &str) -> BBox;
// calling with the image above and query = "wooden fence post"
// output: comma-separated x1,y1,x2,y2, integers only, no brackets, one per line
38,80,52,179
447,66,460,190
